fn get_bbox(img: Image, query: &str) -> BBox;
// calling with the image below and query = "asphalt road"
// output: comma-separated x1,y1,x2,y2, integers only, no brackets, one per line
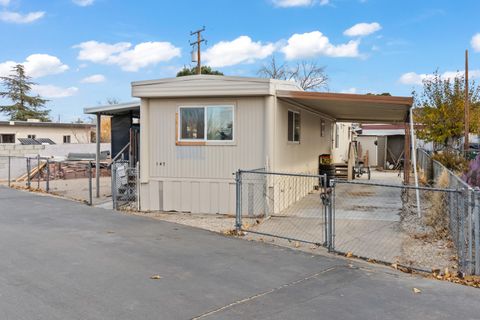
0,187,479,320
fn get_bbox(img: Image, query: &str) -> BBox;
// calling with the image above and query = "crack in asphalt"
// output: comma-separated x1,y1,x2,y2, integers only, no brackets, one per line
190,266,338,320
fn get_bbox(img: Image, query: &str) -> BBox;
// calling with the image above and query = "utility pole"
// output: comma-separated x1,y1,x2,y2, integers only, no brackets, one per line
190,26,206,75
465,49,470,152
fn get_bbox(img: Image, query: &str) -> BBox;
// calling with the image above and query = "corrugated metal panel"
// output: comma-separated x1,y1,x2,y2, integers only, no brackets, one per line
148,97,265,179
143,96,265,214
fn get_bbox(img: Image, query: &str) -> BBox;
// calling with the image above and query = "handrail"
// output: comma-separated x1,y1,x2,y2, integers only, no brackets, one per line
109,142,130,167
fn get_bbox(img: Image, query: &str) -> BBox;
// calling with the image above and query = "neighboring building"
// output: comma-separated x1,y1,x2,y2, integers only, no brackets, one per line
0,120,94,145
85,75,412,214
356,123,405,169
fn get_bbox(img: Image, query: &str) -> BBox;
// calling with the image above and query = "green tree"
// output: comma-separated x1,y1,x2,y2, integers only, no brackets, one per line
0,64,50,121
176,65,223,77
414,71,480,151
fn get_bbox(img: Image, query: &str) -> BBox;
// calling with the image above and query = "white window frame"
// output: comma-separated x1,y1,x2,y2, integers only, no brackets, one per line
178,104,235,144
63,135,71,144
287,109,300,143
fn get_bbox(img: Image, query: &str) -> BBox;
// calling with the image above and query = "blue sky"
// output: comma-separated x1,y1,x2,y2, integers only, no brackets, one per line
1,0,479,122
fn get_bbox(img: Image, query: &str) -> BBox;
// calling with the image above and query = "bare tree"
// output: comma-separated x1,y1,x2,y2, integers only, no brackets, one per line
257,56,328,92
257,56,291,81
290,60,328,92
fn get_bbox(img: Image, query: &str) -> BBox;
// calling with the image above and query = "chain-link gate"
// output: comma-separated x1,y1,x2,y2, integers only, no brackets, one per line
235,170,330,247
112,160,139,210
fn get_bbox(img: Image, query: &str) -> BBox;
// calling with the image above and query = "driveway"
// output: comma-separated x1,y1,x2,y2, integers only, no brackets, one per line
0,187,479,320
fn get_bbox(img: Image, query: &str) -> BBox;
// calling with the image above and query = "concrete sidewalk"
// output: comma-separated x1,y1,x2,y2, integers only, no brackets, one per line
0,186,479,320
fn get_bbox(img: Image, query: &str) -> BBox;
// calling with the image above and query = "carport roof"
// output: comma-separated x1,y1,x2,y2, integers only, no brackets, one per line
84,101,140,116
276,90,413,123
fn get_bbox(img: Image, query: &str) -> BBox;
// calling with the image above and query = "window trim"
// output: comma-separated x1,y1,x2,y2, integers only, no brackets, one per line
287,109,300,144
63,135,71,144
176,104,235,146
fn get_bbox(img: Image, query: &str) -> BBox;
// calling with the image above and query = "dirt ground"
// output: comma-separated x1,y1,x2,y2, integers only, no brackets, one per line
1,177,112,205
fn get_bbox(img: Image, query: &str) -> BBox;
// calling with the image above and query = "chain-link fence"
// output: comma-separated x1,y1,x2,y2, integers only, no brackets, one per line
235,168,480,275
0,155,111,205
418,149,480,274
112,160,139,210
235,170,327,246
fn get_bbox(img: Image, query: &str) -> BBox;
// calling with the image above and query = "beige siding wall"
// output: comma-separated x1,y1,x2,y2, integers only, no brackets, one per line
273,100,333,173
271,100,333,213
140,97,266,214
0,126,91,144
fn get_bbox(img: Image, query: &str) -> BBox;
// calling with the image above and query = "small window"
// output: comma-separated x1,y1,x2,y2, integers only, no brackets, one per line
0,134,15,143
335,124,339,148
320,120,325,137
288,110,300,142
27,134,36,139
63,135,71,143
179,105,234,142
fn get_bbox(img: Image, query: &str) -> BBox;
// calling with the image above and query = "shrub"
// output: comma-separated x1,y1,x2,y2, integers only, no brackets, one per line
424,170,450,239
431,151,468,173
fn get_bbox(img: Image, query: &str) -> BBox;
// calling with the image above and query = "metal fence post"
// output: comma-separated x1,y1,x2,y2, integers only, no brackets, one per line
7,155,11,188
46,158,50,193
36,154,40,189
475,190,480,275
235,170,243,231
468,188,474,274
88,161,93,206
26,157,31,189
112,162,117,210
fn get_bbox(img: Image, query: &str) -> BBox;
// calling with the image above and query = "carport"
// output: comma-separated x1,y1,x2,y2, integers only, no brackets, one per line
84,101,140,197
275,90,415,184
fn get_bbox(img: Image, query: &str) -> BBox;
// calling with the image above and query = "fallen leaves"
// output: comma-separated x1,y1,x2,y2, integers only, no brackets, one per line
345,252,353,258
150,275,162,280
413,287,422,294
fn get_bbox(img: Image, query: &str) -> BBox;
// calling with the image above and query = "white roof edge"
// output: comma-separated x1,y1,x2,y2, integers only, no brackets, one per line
131,74,302,89
84,101,140,114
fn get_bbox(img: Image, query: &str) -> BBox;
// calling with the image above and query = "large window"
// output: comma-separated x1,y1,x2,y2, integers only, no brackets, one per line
179,105,234,142
288,110,300,143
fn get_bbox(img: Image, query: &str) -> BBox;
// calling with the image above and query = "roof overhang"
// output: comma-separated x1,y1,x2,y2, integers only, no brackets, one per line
276,90,413,123
83,101,140,116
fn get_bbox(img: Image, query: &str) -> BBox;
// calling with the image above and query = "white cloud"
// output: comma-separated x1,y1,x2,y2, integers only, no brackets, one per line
74,41,130,63
344,22,382,37
0,54,69,78
0,10,45,23
399,70,480,85
32,85,78,98
0,0,10,6
74,40,181,71
72,0,94,6
282,31,360,59
271,0,328,7
471,33,480,52
340,87,358,94
81,74,105,83
203,36,275,68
